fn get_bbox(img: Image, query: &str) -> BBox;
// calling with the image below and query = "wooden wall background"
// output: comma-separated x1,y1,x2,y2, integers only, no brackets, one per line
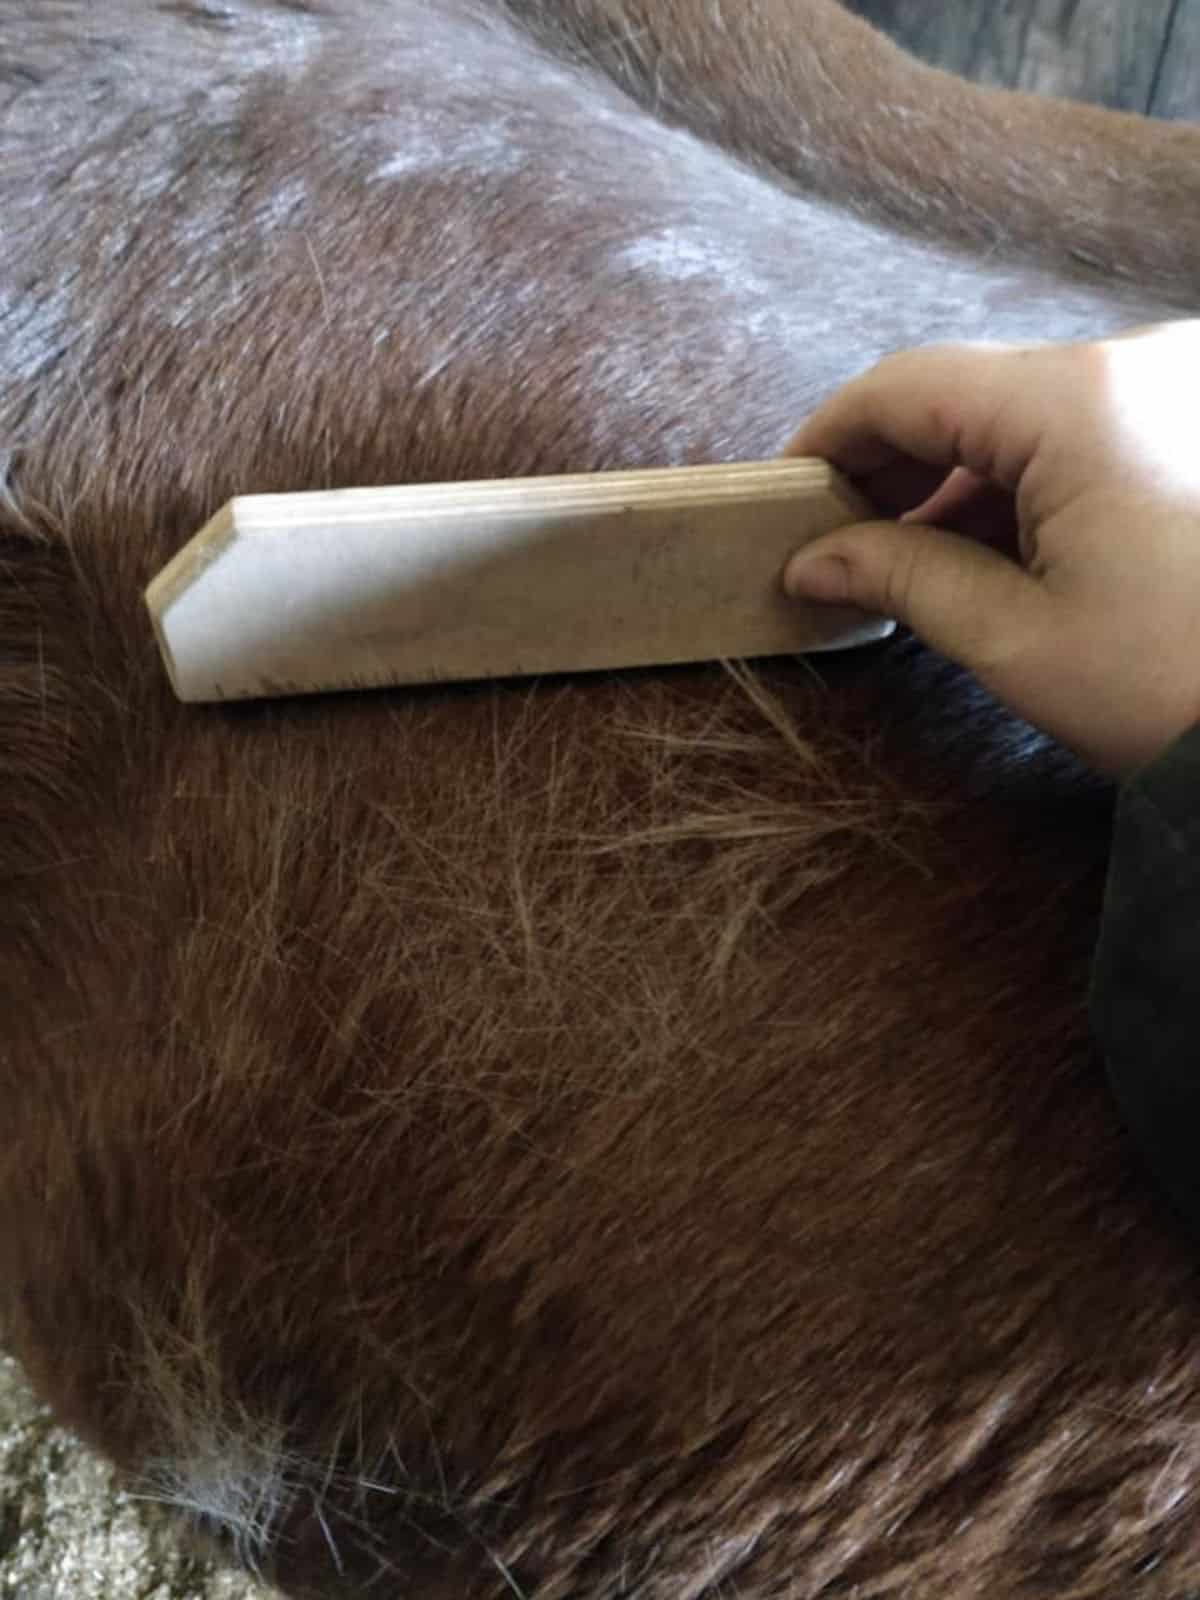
846,0,1200,119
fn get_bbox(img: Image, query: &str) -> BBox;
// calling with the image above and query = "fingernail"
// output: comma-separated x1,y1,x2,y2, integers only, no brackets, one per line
783,552,851,603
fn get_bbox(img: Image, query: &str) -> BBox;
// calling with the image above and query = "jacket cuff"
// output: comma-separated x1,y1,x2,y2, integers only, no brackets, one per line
1089,720,1200,1234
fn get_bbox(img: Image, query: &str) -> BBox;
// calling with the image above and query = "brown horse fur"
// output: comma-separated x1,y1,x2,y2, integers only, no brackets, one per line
3,2,1200,1594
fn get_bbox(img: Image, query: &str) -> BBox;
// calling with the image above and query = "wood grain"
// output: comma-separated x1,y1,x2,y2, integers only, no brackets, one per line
848,0,1200,118
147,461,893,703
1151,1,1200,118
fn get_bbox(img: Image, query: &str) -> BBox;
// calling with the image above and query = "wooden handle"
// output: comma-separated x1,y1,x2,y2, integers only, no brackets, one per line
145,459,893,703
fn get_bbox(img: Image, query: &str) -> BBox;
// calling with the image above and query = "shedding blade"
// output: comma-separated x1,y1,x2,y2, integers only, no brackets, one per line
145,460,894,703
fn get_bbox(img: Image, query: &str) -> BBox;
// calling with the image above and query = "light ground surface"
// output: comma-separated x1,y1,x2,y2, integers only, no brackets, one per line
0,1356,264,1600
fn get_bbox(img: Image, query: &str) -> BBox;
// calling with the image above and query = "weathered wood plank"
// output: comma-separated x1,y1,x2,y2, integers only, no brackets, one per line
847,0,1184,114
147,463,891,703
1150,0,1200,119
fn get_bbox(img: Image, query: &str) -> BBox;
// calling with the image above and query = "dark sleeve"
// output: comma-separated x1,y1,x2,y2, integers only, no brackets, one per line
1090,721,1200,1235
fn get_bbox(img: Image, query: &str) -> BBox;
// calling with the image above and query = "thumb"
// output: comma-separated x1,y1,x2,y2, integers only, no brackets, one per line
782,520,1048,675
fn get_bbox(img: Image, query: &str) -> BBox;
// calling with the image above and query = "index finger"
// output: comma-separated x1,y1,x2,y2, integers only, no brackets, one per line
785,340,1039,484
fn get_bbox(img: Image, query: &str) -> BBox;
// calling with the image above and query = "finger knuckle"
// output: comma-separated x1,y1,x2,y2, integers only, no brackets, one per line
880,534,927,620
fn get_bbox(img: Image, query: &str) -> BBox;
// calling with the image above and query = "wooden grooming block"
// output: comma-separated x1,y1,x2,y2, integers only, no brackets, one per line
146,459,893,703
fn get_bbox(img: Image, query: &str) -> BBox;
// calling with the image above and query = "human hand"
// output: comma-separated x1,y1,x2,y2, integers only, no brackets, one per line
782,323,1200,776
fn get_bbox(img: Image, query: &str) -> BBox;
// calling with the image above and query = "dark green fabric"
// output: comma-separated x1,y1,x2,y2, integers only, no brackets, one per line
1091,721,1200,1234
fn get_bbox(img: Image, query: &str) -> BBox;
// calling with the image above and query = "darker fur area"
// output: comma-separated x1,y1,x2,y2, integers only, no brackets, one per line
3,2,1200,1594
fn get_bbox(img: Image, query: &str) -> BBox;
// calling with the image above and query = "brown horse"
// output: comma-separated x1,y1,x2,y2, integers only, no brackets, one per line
3,3,1199,1593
